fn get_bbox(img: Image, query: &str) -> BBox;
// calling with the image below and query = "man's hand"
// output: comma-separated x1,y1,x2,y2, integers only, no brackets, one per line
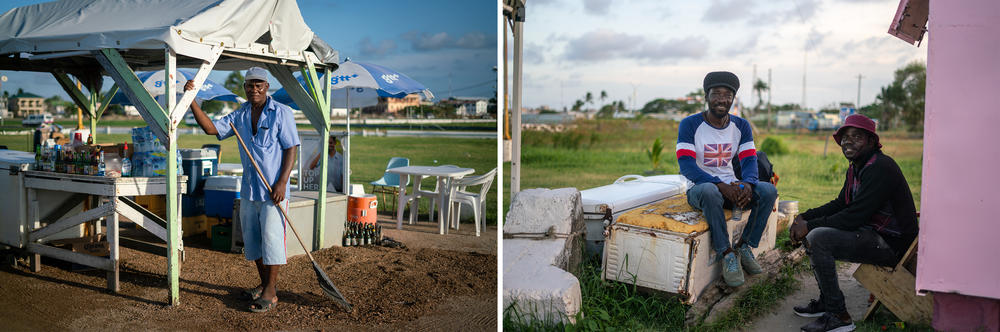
270,180,286,204
790,215,809,243
184,80,195,92
716,182,740,203
734,182,752,208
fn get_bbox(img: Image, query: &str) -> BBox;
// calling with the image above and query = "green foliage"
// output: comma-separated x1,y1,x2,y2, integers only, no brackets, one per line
759,136,790,156
874,61,926,131
223,71,247,99
551,131,586,150
646,137,665,171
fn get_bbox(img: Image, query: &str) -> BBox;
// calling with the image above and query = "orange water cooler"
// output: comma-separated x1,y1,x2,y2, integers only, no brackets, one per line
347,194,378,225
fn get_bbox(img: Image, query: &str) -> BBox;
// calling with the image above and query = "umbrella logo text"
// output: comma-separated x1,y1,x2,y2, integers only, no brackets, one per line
331,74,359,85
380,74,399,84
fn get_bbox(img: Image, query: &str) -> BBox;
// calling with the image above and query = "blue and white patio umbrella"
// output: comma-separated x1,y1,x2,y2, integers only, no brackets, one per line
109,69,241,106
271,76,380,109
272,60,434,109
272,60,433,194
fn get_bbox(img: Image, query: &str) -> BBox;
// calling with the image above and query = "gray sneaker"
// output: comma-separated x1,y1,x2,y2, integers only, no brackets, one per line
738,243,763,275
722,251,745,287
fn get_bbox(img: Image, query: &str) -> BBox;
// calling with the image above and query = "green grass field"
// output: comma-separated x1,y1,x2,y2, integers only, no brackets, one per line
0,131,497,224
504,118,923,213
502,118,924,331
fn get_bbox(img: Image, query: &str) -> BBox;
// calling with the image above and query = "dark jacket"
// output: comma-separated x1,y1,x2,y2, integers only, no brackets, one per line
800,150,918,257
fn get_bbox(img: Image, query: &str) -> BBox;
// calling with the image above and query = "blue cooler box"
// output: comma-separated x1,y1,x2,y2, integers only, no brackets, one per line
180,148,218,194
205,175,241,219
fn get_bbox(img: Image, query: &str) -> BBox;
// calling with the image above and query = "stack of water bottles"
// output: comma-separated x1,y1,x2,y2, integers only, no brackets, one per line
130,126,181,177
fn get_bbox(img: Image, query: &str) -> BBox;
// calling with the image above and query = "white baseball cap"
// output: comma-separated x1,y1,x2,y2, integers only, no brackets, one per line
245,67,268,82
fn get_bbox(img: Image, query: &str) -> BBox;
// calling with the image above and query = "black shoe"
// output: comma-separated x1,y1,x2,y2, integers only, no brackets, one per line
800,312,855,332
793,299,826,317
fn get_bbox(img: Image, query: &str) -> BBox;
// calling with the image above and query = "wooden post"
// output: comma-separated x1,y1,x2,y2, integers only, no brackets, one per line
106,197,119,292
164,48,180,305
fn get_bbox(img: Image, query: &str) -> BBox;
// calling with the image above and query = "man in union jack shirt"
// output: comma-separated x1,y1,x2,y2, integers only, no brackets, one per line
676,71,778,287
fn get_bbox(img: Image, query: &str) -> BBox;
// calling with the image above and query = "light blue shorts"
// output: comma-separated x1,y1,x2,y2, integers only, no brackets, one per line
240,199,287,265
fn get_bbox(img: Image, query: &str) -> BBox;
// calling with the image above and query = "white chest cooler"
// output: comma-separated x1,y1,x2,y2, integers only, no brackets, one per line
579,174,687,258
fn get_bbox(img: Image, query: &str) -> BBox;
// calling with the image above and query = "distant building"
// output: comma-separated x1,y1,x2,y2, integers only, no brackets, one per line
10,92,45,117
0,96,8,118
123,105,140,117
456,99,488,117
362,93,420,114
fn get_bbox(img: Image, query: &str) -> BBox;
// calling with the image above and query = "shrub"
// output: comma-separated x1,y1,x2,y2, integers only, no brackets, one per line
760,136,790,156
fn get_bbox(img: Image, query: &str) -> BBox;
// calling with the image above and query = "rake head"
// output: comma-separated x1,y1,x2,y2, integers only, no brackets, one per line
312,261,353,311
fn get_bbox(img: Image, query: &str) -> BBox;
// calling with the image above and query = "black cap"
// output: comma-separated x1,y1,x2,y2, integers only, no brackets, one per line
703,71,740,94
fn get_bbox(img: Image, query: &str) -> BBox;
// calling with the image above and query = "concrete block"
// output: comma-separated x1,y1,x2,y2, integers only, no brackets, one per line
504,188,583,236
503,239,582,324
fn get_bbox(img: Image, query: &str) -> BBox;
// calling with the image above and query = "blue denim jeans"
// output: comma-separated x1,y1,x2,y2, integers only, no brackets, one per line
805,226,898,314
687,182,778,256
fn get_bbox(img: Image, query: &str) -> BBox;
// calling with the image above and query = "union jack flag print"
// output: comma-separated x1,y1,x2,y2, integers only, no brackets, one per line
702,143,733,167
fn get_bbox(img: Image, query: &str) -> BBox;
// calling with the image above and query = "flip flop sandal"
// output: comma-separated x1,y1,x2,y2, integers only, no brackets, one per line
242,287,263,300
249,297,278,313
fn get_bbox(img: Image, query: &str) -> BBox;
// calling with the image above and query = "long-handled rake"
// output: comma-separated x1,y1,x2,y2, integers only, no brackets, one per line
230,122,352,311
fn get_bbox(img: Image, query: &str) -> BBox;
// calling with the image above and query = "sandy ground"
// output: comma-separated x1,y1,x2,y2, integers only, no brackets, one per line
0,212,498,331
749,263,870,331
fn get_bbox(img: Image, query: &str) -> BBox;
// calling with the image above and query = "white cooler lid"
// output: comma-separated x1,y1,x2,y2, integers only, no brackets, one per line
204,175,241,192
0,150,36,169
580,174,686,216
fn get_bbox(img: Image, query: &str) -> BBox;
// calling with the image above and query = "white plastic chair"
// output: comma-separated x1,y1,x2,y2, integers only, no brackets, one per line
406,165,460,225
447,168,497,236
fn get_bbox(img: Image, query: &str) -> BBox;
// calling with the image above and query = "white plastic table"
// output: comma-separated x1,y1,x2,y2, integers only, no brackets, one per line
387,165,474,234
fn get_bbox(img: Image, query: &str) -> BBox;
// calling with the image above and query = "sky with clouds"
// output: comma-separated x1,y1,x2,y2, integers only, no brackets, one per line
0,0,497,102
511,0,926,111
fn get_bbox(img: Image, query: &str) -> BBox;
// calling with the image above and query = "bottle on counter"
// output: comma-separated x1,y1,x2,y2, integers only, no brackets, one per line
34,145,42,170
121,144,132,177
97,150,106,176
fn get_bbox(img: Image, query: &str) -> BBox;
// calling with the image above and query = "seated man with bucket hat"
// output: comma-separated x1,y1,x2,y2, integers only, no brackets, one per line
789,114,918,332
676,71,779,287
186,67,300,312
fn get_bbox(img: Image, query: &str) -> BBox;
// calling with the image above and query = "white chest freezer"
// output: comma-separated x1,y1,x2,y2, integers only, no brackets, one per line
579,174,687,257
600,194,779,304
0,150,86,248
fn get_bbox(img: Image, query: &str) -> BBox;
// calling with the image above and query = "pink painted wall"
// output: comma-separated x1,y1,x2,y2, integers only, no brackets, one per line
916,0,1000,300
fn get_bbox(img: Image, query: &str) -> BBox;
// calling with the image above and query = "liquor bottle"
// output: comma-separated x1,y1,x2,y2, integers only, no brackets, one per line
364,225,371,246
121,144,132,177
342,229,349,247
34,145,42,170
97,150,106,176
376,225,382,245
368,225,374,246
351,224,358,246
86,135,94,146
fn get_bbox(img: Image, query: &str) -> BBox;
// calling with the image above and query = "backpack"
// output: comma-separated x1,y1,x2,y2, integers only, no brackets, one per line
733,150,777,184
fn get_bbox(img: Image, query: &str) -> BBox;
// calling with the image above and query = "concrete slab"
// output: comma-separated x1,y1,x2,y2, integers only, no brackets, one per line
504,188,582,236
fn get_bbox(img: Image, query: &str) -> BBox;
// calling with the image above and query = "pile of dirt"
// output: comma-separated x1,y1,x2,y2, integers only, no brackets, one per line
0,236,497,331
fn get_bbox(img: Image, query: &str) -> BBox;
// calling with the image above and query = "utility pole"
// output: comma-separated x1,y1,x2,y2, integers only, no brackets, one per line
752,64,757,108
449,72,453,98
560,81,564,111
768,68,773,130
630,82,639,113
856,74,864,109
802,48,807,111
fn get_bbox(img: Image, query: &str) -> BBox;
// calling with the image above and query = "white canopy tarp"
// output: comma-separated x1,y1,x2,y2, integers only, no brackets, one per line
0,0,315,62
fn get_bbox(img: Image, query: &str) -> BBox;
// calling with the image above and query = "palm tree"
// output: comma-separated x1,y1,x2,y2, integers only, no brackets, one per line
600,90,608,105
752,79,769,116
585,91,593,107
